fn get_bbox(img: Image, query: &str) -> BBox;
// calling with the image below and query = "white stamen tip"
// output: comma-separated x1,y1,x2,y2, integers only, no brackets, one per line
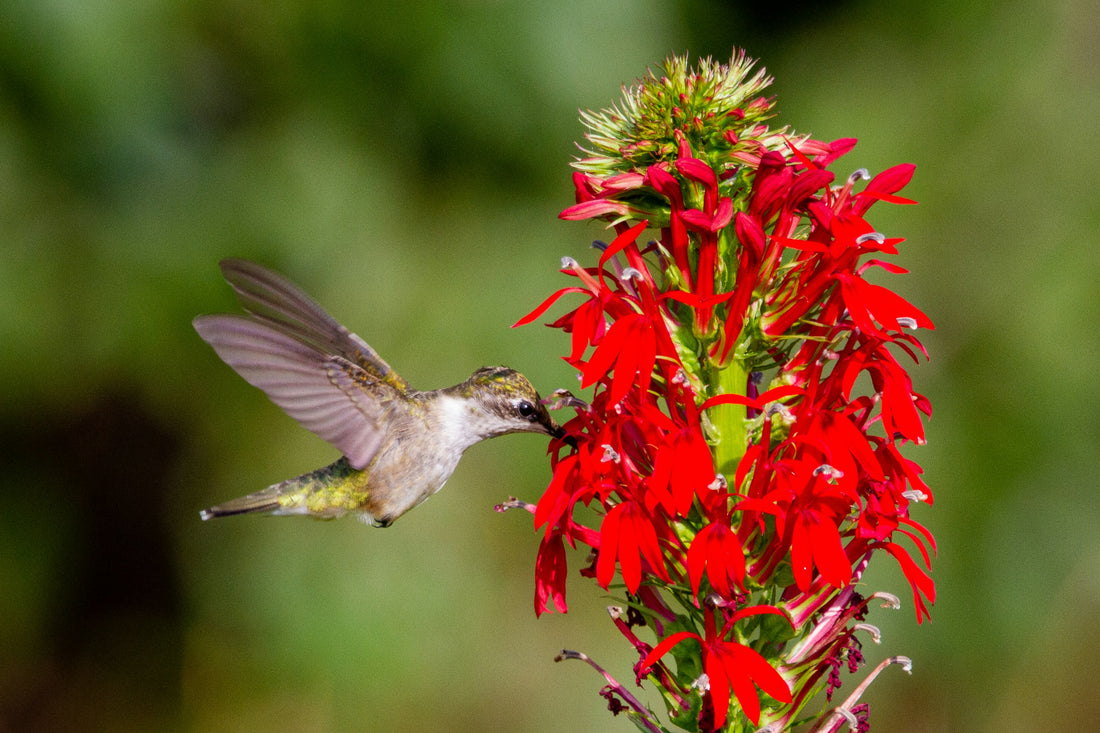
872,591,901,610
766,403,795,423
848,168,871,184
854,622,882,644
856,232,885,245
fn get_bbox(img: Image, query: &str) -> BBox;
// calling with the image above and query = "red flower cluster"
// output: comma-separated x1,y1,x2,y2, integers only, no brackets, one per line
512,52,935,732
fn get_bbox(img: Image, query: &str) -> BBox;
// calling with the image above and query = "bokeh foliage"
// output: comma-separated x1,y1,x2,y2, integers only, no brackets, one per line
1,1,1097,731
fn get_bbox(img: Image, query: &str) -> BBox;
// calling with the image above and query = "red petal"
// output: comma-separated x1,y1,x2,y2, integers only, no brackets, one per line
728,643,793,706
686,526,710,597
534,533,569,616
808,514,852,588
645,164,684,206
596,503,623,589
560,199,636,220
616,510,643,593
598,220,649,272
701,384,803,412
881,541,936,623
705,647,733,728
513,287,586,327
675,156,718,188
629,504,668,586
640,630,698,670
608,321,642,404
721,651,761,724
790,520,813,590
866,163,915,195
580,315,632,388
661,290,735,308
734,211,765,258
713,197,734,230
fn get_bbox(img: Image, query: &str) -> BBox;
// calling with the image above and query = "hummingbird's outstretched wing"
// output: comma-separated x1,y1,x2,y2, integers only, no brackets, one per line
216,258,409,392
194,260,407,470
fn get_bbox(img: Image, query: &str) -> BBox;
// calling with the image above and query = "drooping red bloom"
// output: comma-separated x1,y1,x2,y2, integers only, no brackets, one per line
642,605,793,727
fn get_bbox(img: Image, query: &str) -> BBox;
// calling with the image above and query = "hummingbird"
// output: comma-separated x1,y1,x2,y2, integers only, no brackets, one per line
194,259,562,527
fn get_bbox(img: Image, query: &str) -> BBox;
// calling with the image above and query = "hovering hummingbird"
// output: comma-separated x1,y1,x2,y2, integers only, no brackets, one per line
194,259,562,526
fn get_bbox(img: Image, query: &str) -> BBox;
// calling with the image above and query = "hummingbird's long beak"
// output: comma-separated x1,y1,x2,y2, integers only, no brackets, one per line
537,393,572,446
541,418,564,441
549,423,578,449
542,415,571,445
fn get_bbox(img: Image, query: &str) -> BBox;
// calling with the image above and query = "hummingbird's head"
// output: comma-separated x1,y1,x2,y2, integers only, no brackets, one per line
448,366,563,441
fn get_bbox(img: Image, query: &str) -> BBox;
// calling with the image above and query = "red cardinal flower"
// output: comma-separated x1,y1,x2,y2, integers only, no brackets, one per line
642,605,793,727
510,50,935,733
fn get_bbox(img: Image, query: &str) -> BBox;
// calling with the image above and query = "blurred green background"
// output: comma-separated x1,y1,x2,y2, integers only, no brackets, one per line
1,0,1097,731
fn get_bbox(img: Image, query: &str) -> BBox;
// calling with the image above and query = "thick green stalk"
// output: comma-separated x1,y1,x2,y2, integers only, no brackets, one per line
708,358,748,477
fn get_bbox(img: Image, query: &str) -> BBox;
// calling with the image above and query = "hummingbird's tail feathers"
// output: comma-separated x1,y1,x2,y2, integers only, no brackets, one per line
199,489,284,520
199,458,364,521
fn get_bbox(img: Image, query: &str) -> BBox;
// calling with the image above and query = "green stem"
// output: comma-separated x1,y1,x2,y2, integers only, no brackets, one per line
708,358,748,477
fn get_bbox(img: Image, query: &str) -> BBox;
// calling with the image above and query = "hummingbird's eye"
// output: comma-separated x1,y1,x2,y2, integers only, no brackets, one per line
516,400,537,420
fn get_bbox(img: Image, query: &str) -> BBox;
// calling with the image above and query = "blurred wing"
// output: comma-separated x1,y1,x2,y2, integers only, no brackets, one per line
194,314,397,470
218,258,409,392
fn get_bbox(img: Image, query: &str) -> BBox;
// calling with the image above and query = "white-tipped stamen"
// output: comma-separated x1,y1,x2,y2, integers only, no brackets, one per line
544,389,589,411
816,656,913,732
848,168,870,185
814,464,844,479
853,622,882,644
871,591,901,610
856,232,885,245
766,402,796,423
